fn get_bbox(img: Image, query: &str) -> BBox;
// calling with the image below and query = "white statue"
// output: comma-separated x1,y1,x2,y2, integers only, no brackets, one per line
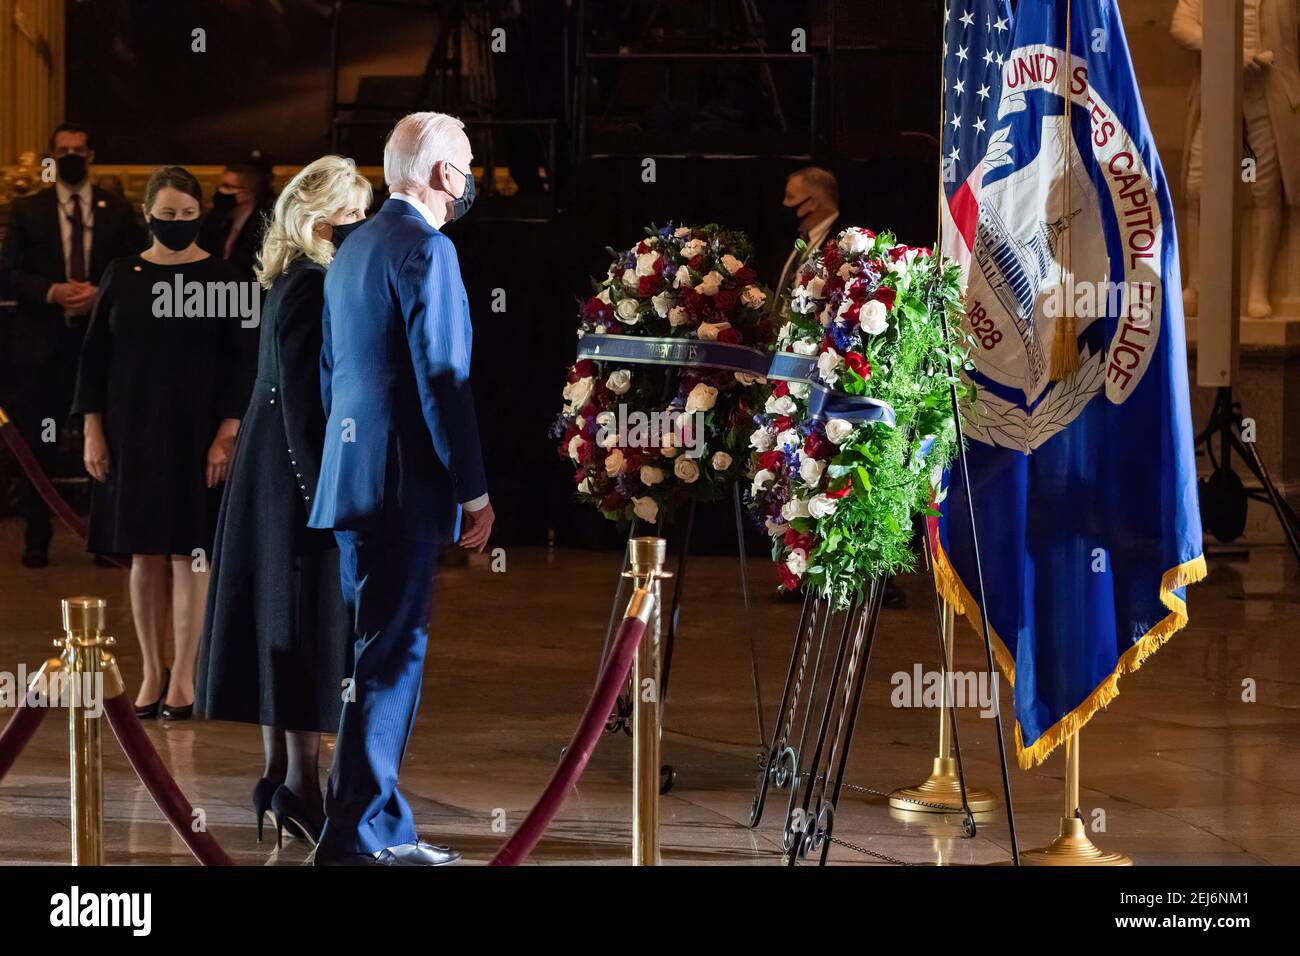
1172,0,1300,318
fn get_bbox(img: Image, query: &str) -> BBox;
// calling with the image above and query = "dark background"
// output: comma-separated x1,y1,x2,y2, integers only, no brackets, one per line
58,0,944,551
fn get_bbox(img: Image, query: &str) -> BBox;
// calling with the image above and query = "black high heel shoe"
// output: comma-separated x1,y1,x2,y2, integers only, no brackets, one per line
133,668,170,719
271,785,325,848
159,700,193,721
252,777,281,844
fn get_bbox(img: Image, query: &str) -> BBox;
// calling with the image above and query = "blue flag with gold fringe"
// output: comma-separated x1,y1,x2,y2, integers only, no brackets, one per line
934,0,1205,768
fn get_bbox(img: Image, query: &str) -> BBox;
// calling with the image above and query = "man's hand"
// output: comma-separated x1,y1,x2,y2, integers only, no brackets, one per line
458,500,495,551
50,280,96,312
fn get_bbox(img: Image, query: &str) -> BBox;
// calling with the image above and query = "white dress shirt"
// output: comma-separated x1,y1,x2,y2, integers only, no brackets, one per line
776,210,839,308
387,191,489,514
46,180,96,315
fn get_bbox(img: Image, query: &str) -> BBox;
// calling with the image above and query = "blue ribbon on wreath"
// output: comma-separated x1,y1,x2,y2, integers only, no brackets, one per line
574,334,897,429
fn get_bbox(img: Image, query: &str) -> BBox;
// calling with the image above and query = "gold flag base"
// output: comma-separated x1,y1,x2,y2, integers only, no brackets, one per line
1014,816,1132,866
889,757,997,815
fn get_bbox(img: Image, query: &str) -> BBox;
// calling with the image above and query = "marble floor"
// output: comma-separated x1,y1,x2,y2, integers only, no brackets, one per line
0,517,1297,866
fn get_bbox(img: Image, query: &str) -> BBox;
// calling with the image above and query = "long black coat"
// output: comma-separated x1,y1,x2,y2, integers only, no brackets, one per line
196,257,351,732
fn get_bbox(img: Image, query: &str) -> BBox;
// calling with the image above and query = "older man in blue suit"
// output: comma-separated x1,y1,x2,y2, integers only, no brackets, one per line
309,112,494,866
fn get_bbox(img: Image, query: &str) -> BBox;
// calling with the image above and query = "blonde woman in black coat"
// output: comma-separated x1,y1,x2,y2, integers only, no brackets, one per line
196,156,371,848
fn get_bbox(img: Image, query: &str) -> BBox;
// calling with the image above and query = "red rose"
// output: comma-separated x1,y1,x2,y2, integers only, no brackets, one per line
773,381,789,398
734,266,757,285
578,442,597,465
571,359,596,380
636,241,650,254
759,450,785,472
783,528,816,553
773,415,794,432
803,431,831,459
688,254,704,270
844,352,871,379
777,562,801,592
714,289,737,314
718,326,742,344
638,274,663,296
601,492,624,512
825,483,854,500
872,286,897,310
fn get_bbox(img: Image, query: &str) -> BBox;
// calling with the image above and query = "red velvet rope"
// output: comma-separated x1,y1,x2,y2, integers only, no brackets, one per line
0,410,128,567
490,613,649,866
0,688,52,786
101,693,235,866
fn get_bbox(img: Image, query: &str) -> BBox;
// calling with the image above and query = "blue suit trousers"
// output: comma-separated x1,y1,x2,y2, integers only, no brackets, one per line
318,529,439,856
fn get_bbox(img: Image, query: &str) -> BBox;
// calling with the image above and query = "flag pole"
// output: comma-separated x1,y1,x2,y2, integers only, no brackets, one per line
1017,730,1131,865
932,1,1020,862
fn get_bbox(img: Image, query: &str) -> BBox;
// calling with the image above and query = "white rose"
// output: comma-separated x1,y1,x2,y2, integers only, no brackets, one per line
765,393,796,416
604,449,626,477
661,432,680,458
805,275,826,299
563,376,594,410
720,253,745,275
859,298,889,335
808,494,839,518
635,251,659,276
695,271,724,296
785,548,808,575
674,264,693,288
640,465,665,486
775,428,800,450
839,228,873,255
606,369,631,394
668,306,691,327
741,285,767,309
578,477,593,494
817,349,843,384
752,468,776,495
782,498,811,521
764,518,785,536
596,411,619,448
616,298,640,324
789,382,810,399
825,418,854,445
685,383,718,414
568,434,586,462
799,457,825,486
697,321,731,341
734,371,766,386
597,288,612,305
632,496,659,523
674,226,692,238
711,451,733,471
652,291,673,318
749,427,775,452
681,238,706,258
792,339,819,356
674,457,701,484
837,263,855,280
622,268,638,288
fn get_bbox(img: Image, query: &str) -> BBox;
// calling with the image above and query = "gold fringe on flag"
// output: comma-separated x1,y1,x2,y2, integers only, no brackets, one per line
1049,314,1080,380
932,534,1206,769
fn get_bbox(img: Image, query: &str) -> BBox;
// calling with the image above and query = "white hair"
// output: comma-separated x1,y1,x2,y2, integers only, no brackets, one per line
383,111,465,193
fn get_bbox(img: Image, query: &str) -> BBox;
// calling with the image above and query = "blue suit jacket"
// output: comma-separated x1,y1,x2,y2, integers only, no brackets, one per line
308,198,487,540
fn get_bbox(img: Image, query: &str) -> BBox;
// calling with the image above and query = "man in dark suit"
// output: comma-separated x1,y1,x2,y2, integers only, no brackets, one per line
0,123,144,566
309,112,493,866
197,162,274,283
771,166,844,316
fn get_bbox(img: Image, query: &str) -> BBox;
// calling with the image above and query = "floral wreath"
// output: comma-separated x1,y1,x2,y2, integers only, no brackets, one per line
554,224,774,524
747,227,972,608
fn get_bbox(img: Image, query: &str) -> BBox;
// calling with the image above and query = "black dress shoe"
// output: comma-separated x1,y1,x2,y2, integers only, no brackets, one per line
314,840,461,867
134,668,170,720
21,547,48,569
383,841,461,866
252,777,281,843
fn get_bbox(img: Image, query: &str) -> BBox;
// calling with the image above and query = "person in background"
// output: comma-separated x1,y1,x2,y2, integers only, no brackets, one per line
198,162,275,282
73,165,256,721
196,156,372,850
0,122,144,567
771,166,843,314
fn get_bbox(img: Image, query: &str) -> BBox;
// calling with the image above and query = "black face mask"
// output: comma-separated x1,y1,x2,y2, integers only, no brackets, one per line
148,216,202,252
329,219,365,249
446,163,476,222
210,190,237,215
56,154,87,186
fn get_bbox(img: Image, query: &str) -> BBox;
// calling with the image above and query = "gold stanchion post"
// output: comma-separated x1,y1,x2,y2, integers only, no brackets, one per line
626,537,668,866
1017,731,1131,866
890,598,997,816
58,596,114,866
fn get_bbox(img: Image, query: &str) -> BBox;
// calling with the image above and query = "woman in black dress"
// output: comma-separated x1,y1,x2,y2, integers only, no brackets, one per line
74,166,255,722
196,156,371,847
